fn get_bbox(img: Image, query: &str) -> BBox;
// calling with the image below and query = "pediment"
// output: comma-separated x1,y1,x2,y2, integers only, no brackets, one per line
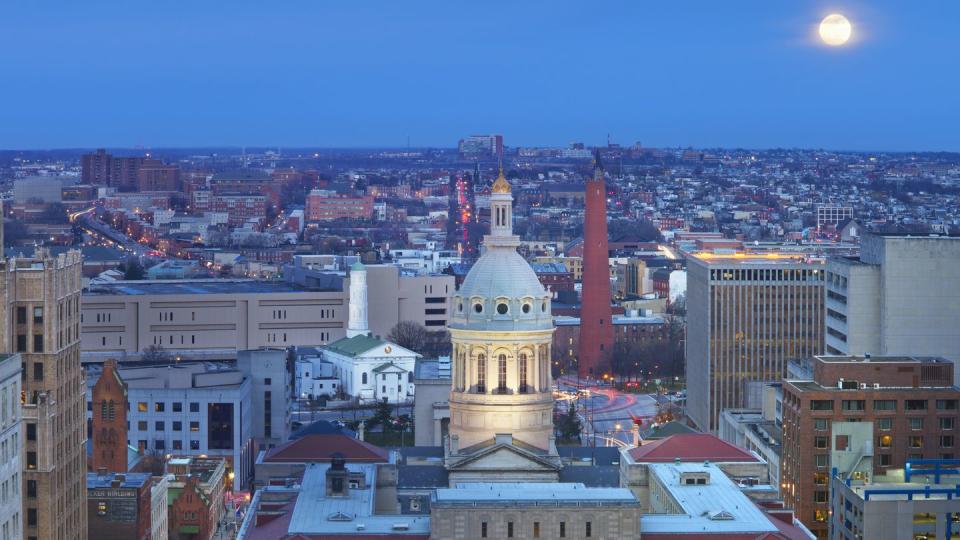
449,443,560,472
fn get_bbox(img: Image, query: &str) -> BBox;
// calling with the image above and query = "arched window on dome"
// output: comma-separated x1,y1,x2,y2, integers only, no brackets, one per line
477,354,486,393
519,353,528,393
497,354,508,394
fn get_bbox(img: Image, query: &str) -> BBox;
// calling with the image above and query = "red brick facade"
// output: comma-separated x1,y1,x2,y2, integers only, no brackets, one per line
92,360,129,473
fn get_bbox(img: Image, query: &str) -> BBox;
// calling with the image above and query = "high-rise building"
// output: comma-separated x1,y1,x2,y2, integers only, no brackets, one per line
825,233,960,384
0,354,23,540
0,249,87,540
578,156,614,378
686,252,824,432
80,149,112,185
91,360,129,473
781,355,959,538
136,159,181,192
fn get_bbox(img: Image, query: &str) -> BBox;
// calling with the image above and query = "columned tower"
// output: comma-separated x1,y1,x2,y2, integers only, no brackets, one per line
447,169,557,454
578,153,614,378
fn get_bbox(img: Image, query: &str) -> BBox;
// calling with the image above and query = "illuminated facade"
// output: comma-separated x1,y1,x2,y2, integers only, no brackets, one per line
686,252,825,432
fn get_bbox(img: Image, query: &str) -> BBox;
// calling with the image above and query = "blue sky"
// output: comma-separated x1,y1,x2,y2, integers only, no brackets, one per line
1,1,958,151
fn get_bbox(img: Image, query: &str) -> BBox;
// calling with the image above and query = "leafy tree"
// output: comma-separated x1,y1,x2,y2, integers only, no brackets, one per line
369,397,394,430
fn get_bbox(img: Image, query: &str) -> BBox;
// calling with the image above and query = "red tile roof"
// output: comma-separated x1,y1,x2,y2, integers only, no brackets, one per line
263,434,389,463
628,433,760,463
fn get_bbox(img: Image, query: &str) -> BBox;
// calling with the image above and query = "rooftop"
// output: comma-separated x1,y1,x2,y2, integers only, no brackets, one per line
324,334,390,358
85,279,313,296
816,354,950,364
287,463,431,536
87,472,153,490
433,483,639,506
643,462,778,535
690,251,822,266
628,433,761,463
262,434,389,464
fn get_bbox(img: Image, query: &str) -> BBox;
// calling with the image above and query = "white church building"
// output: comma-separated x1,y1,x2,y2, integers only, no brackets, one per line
321,262,419,404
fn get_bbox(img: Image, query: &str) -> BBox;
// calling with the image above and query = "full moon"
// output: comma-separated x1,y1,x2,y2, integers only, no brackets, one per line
819,14,852,46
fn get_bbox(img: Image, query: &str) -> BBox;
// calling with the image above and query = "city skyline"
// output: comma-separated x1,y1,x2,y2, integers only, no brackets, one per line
2,1,959,151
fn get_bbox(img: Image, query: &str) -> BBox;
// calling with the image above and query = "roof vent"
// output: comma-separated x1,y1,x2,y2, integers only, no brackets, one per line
392,523,410,531
356,524,366,531
709,510,735,521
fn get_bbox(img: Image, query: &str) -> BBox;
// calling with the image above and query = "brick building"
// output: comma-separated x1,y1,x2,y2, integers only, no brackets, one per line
553,313,668,369
91,360,129,473
137,160,181,192
81,149,112,185
86,472,154,540
529,262,575,297
167,458,227,540
781,355,960,538
212,194,266,227
306,190,374,221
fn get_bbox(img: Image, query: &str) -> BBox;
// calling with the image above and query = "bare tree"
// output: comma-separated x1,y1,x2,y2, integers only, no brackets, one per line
387,321,430,356
141,344,171,363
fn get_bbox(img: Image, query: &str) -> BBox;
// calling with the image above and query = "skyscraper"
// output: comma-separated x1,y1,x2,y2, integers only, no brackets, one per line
0,249,87,539
686,252,825,432
578,154,613,378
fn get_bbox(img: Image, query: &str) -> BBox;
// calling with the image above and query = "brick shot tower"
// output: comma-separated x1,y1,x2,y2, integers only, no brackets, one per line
578,152,614,379
92,359,129,473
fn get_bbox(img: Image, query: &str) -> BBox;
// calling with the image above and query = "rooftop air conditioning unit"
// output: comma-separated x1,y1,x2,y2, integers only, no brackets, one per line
873,383,881,389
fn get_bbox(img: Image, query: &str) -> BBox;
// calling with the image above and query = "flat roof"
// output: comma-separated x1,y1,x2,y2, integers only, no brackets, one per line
288,463,430,535
816,354,949,364
87,472,153,490
690,252,823,266
642,462,778,535
85,279,317,296
433,483,638,505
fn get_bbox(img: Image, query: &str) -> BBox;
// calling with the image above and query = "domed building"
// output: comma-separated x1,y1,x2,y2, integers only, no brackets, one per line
445,170,562,483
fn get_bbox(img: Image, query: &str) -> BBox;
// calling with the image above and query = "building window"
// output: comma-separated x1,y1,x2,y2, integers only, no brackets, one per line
26,480,36,498
155,440,165,450
875,399,899,411
173,402,182,412
905,400,928,411
814,436,828,449
477,354,486,393
138,421,147,431
814,419,828,431
362,373,368,385
879,453,891,466
32,335,43,353
585,521,592,537
815,454,829,468
26,452,36,470
173,421,182,431
841,400,865,412
937,400,958,410
481,522,487,538
810,400,834,411
190,440,200,450
497,354,507,393
940,417,955,430
155,402,165,412
533,522,540,538
878,434,893,448
190,402,199,413
137,402,148,412
507,522,514,538
33,307,43,324
877,418,893,431
32,364,42,382
910,436,924,448
155,421,165,431
941,436,954,448
813,490,828,503
559,521,566,537
27,509,36,527
190,421,200,432
910,418,924,431
173,440,183,450
26,423,36,441
16,307,26,325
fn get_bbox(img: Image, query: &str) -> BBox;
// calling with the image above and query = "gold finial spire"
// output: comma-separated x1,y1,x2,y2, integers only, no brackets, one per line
491,166,511,193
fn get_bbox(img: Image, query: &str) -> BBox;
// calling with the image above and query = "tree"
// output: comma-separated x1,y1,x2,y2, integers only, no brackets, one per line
39,203,69,224
387,321,430,356
369,397,394,430
123,257,145,280
141,344,170,363
555,402,583,443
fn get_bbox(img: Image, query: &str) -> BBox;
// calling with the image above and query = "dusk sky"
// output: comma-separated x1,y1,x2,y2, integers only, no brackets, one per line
2,1,958,151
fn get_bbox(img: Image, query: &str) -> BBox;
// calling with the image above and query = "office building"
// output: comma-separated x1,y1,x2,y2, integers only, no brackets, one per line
781,355,960,538
305,190,374,221
166,457,227,540
457,134,503,157
81,149,112,185
85,361,253,491
825,233,960,384
0,355,22,540
686,252,825,432
830,459,960,540
136,159,181,192
579,156,614,378
236,348,291,448
0,249,88,540
81,264,453,361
